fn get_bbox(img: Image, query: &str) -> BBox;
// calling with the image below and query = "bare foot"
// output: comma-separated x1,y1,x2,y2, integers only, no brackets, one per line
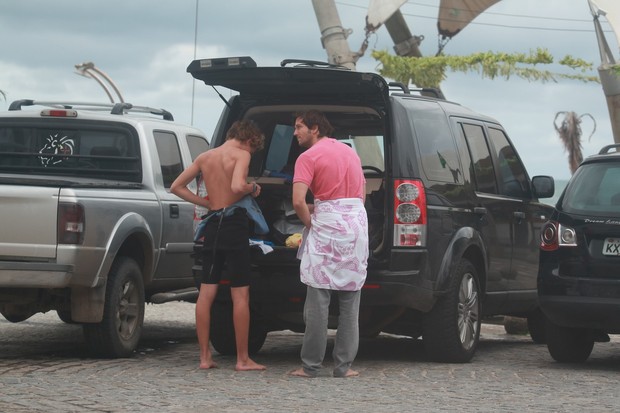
342,369,359,377
235,359,266,371
199,360,218,369
289,368,313,378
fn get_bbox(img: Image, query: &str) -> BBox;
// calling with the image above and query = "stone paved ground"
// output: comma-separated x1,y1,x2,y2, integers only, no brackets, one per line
1,302,619,412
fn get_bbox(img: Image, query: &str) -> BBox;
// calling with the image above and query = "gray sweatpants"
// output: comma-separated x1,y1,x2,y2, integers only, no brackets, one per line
300,286,361,377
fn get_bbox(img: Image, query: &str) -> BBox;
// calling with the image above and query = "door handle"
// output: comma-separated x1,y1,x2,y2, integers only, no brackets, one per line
514,211,525,222
474,207,487,215
170,204,180,218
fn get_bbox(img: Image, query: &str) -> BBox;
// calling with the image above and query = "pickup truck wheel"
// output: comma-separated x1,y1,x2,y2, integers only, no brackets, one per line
210,301,267,356
1,308,36,323
545,320,594,363
83,257,145,358
422,258,481,363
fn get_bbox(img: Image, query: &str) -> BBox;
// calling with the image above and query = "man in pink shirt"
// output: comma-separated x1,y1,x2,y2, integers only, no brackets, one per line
290,110,369,378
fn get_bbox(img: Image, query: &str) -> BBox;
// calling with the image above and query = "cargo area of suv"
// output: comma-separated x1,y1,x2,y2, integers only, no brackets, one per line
190,56,555,363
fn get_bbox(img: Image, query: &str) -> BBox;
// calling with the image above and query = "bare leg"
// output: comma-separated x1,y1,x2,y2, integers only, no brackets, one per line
196,283,218,369
230,286,266,371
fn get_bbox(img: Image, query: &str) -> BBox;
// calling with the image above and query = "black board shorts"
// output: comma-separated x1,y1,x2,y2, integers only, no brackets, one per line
201,208,251,287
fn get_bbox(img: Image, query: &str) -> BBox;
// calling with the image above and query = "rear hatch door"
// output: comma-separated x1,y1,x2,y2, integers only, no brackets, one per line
558,159,620,279
187,57,390,107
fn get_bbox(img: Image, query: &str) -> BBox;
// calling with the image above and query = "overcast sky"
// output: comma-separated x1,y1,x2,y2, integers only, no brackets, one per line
1,0,617,180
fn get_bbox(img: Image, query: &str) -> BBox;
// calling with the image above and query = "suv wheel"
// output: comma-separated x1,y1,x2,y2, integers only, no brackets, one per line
210,300,267,356
526,308,547,344
546,320,594,363
423,258,481,363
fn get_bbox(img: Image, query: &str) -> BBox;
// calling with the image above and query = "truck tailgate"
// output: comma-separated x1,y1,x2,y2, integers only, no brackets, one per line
0,185,59,259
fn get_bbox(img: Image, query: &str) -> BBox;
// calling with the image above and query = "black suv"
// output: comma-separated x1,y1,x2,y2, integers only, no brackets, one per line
189,57,554,362
539,143,620,362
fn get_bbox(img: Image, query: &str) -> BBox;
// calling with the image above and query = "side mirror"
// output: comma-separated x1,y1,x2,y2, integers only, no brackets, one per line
532,175,555,199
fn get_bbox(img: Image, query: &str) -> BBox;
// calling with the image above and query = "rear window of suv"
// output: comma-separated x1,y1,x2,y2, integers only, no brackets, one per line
0,124,141,182
561,161,620,216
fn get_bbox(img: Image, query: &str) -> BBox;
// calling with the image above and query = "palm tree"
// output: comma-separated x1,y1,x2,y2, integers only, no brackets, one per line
554,111,596,174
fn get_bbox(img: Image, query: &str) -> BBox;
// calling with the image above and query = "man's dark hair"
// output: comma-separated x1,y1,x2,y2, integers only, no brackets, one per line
226,120,265,152
294,110,334,137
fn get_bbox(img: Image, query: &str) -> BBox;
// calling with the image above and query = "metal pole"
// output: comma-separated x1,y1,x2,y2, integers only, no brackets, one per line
74,62,124,103
311,0,357,70
590,4,620,143
75,66,115,103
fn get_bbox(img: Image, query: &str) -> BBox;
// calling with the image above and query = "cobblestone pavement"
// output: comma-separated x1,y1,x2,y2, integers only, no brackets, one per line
1,302,619,413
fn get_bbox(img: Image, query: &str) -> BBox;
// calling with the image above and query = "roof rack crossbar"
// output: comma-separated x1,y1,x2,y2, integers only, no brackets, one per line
280,59,349,70
388,82,410,94
7,100,174,121
599,143,620,154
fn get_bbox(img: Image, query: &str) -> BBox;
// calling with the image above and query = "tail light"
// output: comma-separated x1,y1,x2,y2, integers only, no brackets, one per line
540,220,577,251
393,179,427,247
58,203,85,244
40,109,78,118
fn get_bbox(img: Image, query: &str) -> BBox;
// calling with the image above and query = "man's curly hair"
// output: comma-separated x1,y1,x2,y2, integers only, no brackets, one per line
226,120,265,152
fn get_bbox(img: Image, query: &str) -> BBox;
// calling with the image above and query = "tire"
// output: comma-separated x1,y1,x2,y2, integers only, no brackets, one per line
209,301,267,356
526,308,547,344
0,309,35,323
57,309,76,324
546,319,594,363
83,257,145,358
423,258,481,363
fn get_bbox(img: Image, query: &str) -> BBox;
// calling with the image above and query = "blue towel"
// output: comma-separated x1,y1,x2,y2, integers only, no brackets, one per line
194,195,269,241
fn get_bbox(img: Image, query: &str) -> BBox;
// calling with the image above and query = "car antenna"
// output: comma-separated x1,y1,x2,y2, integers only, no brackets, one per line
211,85,232,109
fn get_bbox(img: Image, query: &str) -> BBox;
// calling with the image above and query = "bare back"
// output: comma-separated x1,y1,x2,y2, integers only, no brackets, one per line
199,139,251,210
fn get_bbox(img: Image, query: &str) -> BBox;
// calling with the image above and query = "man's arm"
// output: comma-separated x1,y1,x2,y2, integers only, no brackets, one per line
170,161,210,208
231,150,261,197
292,182,311,228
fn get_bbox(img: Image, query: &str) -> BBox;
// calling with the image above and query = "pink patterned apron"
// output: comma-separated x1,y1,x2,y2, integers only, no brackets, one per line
297,198,368,291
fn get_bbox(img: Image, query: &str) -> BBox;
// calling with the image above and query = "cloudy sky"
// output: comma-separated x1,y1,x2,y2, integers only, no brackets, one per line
1,0,617,180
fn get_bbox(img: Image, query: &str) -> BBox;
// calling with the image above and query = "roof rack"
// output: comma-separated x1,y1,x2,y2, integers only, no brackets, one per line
280,59,350,70
8,99,174,121
598,143,620,155
388,82,410,94
387,84,445,100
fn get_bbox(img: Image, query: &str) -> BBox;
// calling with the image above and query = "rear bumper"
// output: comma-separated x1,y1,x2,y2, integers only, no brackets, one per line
193,248,437,312
538,269,620,331
539,295,620,331
0,262,74,288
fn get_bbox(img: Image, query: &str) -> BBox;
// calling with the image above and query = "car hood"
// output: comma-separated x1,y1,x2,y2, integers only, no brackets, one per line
187,58,390,105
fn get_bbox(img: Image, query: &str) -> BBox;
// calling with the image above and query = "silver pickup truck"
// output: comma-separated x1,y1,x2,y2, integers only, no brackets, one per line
0,100,209,357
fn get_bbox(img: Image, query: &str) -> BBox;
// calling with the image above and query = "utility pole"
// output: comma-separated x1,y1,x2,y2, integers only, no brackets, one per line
311,0,359,70
590,3,620,143
384,10,423,58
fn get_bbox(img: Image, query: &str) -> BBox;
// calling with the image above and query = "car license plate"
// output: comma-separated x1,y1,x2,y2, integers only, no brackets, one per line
603,238,620,256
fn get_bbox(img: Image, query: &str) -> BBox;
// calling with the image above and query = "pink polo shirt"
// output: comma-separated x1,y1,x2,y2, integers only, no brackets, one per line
293,138,365,201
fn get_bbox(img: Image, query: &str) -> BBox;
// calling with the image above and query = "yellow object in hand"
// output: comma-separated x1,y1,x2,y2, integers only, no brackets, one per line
285,233,303,248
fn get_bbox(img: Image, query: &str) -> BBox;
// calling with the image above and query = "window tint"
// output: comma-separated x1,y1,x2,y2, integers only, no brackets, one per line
562,162,620,216
408,102,462,183
154,131,183,189
453,123,473,184
461,123,497,194
0,125,141,182
487,127,531,198
186,134,209,161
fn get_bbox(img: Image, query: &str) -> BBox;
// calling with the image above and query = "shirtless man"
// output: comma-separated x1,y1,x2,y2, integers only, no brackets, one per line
171,120,266,371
